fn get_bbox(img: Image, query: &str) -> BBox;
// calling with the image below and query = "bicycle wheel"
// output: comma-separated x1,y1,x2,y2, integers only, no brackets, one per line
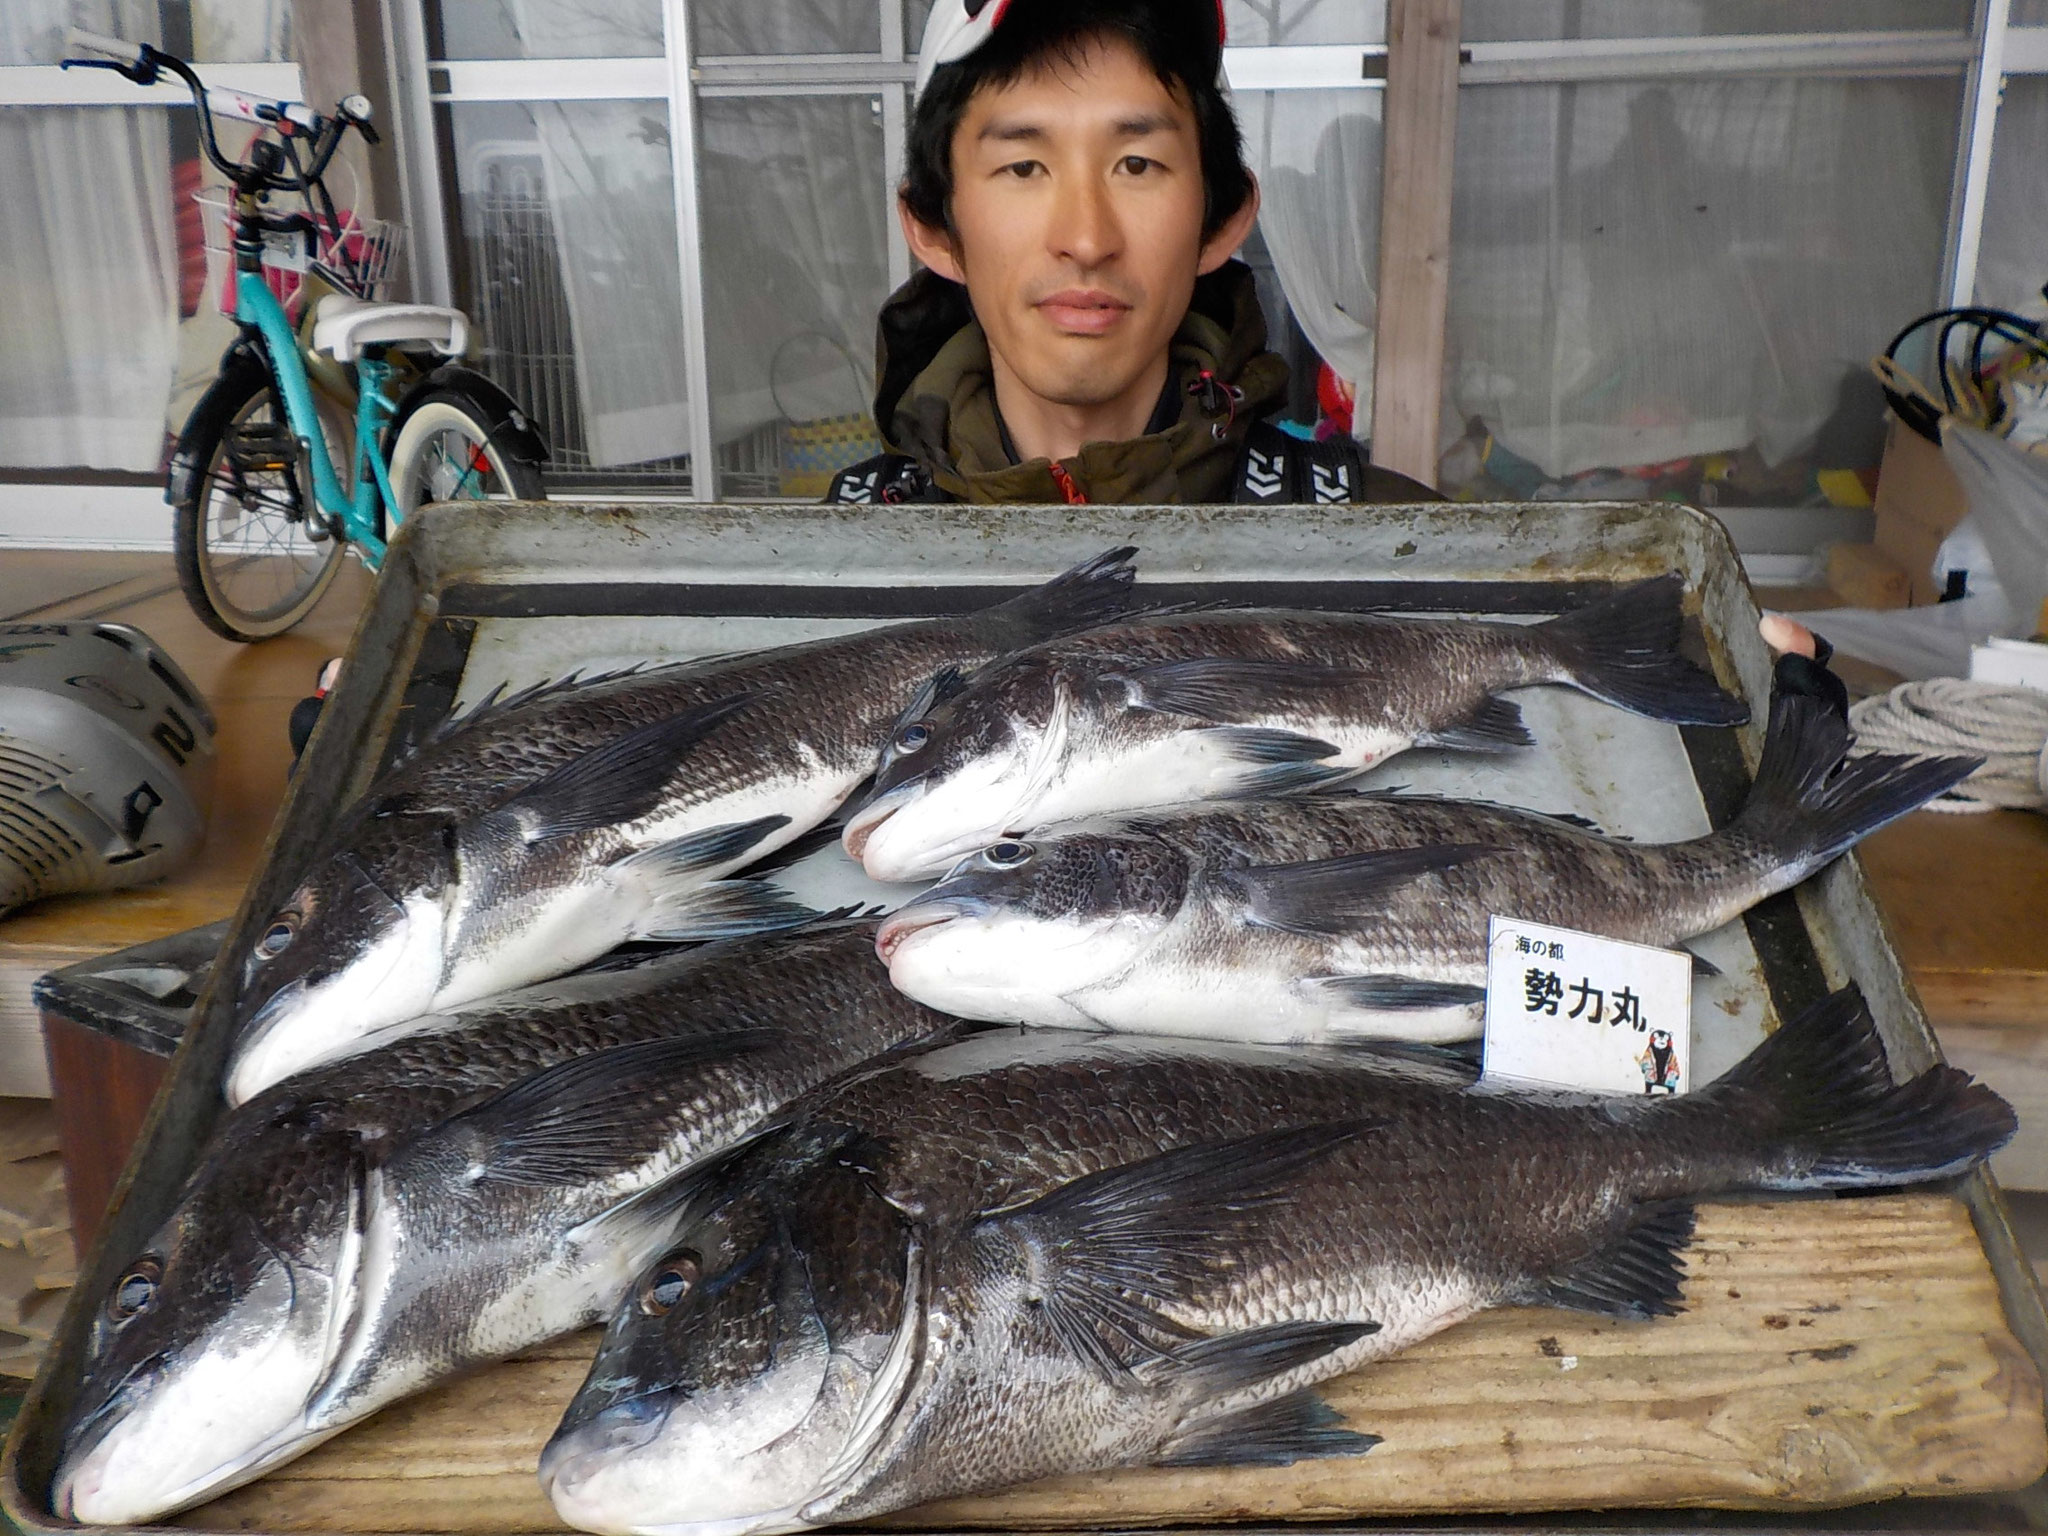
386,390,546,521
171,363,349,642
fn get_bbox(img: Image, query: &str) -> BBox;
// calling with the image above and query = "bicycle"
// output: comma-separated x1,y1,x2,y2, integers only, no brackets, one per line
63,31,550,641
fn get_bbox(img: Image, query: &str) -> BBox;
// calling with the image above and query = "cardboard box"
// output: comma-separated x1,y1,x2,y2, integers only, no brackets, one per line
1871,415,1971,606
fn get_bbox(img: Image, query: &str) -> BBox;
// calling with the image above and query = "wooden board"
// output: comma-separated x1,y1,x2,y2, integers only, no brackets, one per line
1857,810,2048,1034
177,1196,2045,1534
1368,0,1462,487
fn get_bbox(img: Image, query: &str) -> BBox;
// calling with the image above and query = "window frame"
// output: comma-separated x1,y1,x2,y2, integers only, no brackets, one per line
379,0,2047,498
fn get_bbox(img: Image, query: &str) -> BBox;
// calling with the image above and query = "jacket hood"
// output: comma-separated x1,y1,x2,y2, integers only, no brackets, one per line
868,258,1289,503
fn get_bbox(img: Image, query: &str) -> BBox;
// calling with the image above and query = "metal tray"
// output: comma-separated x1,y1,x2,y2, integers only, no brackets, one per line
10,498,2046,1533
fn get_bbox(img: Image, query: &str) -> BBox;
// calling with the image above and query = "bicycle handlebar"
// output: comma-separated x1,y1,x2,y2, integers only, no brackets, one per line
58,31,372,189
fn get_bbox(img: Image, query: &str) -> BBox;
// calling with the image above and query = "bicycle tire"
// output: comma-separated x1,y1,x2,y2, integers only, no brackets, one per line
386,389,546,523
171,362,348,643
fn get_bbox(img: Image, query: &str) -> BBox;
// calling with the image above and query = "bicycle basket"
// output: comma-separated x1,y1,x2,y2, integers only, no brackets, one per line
197,192,404,314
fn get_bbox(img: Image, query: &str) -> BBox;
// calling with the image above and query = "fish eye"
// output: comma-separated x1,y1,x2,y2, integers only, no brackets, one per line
256,915,298,958
109,1258,162,1321
893,722,931,754
640,1251,701,1315
983,840,1034,869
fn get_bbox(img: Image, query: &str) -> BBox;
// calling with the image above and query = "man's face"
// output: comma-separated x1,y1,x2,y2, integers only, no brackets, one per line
903,34,1255,415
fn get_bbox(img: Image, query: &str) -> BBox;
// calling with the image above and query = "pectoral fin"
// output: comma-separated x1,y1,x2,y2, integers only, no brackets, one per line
1232,845,1501,937
438,1031,780,1187
507,695,754,839
978,1121,1379,1381
1310,974,1489,1010
1120,658,1364,722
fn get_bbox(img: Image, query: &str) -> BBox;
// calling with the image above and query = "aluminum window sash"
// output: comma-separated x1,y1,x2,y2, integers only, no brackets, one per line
664,0,717,500
430,57,666,101
380,0,452,306
880,0,910,290
1459,31,1975,83
1943,0,2011,306
2005,24,2048,71
0,61,301,107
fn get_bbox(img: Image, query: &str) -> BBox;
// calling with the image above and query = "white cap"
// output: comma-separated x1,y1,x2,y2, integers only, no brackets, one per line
914,0,1227,100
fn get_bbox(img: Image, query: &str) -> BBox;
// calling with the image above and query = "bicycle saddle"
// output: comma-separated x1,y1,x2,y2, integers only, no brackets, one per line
312,293,469,363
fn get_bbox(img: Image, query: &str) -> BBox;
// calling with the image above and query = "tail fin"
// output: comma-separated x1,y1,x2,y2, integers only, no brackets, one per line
1729,693,1980,877
1538,575,1750,726
1699,986,2013,1189
977,546,1139,649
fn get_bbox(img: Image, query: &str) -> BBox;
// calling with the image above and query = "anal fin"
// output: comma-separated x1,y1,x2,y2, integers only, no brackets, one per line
1156,1318,1379,1395
1416,695,1532,753
1157,1388,1380,1468
1517,1201,1696,1319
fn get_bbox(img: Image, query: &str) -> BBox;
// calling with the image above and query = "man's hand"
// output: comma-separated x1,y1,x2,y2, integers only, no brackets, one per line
1759,614,1848,721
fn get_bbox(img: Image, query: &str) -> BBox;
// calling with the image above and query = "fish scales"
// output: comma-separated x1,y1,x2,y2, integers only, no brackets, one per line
876,694,1982,1044
1158,795,1774,953
846,577,1750,881
227,549,1137,1101
54,925,952,1527
543,1003,2014,1535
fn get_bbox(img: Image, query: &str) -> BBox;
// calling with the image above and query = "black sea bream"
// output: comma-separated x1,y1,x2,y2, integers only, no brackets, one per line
844,574,1748,880
225,550,1135,1103
54,925,950,1527
541,991,2011,1536
876,693,1978,1043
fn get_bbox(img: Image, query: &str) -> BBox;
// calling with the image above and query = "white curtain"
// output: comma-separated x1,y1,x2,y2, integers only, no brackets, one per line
1238,91,1383,412
485,1,687,468
1230,4,1387,419
697,94,890,442
0,3,177,471
1974,76,2048,315
1445,74,1958,477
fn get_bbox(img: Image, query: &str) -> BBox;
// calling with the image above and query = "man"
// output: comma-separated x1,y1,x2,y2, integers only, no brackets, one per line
827,0,1436,507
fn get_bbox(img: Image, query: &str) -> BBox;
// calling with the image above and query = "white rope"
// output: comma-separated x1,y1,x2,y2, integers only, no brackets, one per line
1848,678,2048,814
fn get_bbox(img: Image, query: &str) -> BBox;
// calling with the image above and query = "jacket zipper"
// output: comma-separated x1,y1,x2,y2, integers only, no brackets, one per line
1048,462,1088,504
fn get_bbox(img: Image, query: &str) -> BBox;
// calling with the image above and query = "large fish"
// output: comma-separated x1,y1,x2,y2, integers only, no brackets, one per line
875,693,1979,1042
52,924,952,1527
541,991,2012,1536
843,574,1749,880
226,549,1135,1104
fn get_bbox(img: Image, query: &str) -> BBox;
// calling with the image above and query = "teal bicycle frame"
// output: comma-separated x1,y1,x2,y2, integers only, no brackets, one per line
238,267,402,569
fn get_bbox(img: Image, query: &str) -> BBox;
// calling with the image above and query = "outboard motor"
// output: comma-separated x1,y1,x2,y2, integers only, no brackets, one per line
0,623,215,916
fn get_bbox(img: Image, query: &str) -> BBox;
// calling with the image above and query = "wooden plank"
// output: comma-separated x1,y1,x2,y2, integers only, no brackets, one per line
1368,0,1462,488
1858,811,2048,1033
41,1016,168,1250
178,1196,2045,1534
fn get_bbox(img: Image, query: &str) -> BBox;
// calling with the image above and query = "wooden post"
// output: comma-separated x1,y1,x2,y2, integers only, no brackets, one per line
1370,0,1462,489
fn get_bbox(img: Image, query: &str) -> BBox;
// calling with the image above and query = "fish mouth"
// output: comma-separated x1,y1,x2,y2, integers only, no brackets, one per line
874,907,960,964
841,783,919,866
55,1372,333,1527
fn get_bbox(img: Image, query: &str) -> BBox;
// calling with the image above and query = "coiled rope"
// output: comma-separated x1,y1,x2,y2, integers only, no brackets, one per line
1848,678,2048,813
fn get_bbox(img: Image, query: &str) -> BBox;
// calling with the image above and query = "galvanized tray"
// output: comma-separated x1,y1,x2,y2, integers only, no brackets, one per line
10,498,2046,1533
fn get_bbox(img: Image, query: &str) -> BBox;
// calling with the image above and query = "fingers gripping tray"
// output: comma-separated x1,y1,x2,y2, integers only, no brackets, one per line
10,500,2047,1534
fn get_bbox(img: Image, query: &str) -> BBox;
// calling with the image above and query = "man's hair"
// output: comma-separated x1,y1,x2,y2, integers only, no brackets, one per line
900,1,1253,244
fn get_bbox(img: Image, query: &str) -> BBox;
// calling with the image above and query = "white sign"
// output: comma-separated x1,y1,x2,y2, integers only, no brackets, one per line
1481,917,1693,1097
